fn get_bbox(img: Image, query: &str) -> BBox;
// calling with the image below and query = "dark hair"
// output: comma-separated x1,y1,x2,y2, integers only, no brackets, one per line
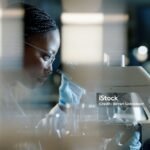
21,3,57,38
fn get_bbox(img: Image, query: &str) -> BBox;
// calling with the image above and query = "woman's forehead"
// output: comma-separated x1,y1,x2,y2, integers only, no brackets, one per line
26,30,60,53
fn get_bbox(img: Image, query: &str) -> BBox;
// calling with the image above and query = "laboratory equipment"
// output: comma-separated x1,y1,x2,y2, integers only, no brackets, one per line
85,66,150,146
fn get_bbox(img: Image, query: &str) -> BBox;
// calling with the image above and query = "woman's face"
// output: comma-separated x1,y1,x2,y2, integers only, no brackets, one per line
24,29,60,88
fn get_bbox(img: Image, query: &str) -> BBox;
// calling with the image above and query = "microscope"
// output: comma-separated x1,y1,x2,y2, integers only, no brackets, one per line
96,66,150,143
63,64,150,149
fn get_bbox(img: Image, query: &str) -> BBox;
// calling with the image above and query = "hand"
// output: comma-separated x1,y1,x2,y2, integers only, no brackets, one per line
59,74,85,106
123,131,141,150
107,131,141,150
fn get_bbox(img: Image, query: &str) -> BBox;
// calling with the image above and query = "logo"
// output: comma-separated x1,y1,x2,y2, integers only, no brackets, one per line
96,93,118,106
98,95,118,101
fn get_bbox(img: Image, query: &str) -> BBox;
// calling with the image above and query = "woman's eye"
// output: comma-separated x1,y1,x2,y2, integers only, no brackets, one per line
43,55,50,61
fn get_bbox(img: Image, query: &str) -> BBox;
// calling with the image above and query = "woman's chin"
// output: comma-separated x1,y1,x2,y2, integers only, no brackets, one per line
32,79,45,88
25,78,45,89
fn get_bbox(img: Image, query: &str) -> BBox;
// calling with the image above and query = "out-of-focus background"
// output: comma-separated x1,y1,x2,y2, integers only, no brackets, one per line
0,0,150,114
7,0,150,70
0,0,150,149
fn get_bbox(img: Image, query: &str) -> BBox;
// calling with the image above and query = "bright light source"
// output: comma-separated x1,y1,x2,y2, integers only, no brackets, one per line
138,46,148,55
133,47,148,62
61,13,104,25
121,55,129,66
56,113,60,118
103,53,110,66
121,55,126,67
61,13,129,25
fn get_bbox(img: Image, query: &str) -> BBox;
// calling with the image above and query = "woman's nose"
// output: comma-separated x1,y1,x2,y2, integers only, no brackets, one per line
44,63,53,75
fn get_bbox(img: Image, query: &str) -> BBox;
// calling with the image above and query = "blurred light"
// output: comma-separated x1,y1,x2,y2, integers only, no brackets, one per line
61,13,104,25
133,46,148,62
81,103,85,109
133,107,143,121
121,55,129,67
61,13,128,65
121,55,126,67
61,13,128,25
56,113,60,118
65,130,70,135
2,8,24,19
82,132,86,136
131,93,145,121
66,104,71,109
104,14,129,23
62,25,103,64
138,46,148,55
103,53,110,66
